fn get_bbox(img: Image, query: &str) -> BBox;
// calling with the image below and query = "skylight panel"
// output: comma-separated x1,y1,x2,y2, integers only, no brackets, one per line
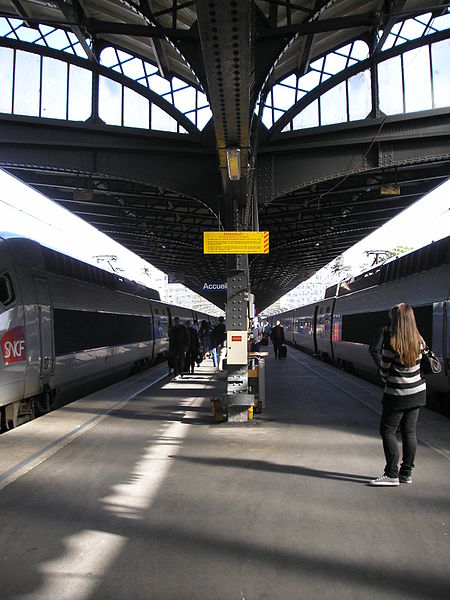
292,100,319,130
298,71,320,92
400,18,427,41
68,66,92,121
310,57,324,71
272,84,296,111
280,73,297,88
351,40,369,61
121,58,146,81
0,47,13,114
151,104,178,132
173,85,196,112
148,74,172,96
429,12,450,32
16,26,41,43
123,88,149,129
100,47,118,68
196,106,212,130
261,106,273,128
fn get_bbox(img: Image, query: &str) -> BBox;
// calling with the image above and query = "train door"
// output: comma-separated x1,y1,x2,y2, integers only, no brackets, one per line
148,302,156,362
316,302,333,359
329,298,337,361
445,301,450,378
160,306,170,344
313,305,319,355
33,278,54,381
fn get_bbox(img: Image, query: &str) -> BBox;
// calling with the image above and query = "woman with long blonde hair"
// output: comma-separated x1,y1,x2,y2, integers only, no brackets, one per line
369,303,427,486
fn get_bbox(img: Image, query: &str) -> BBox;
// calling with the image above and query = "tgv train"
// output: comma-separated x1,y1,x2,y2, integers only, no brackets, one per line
270,236,450,416
0,233,214,430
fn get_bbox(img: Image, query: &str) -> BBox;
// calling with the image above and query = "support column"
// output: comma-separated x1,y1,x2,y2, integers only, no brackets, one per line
222,254,253,422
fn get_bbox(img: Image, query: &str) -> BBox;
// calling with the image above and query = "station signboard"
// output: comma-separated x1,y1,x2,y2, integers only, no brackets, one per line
202,281,227,291
203,231,269,254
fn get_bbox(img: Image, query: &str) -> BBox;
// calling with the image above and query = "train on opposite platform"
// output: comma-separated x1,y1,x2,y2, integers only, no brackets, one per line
0,233,215,431
269,236,450,416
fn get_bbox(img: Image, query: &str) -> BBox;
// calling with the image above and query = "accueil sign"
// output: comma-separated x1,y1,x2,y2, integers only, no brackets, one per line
202,282,227,291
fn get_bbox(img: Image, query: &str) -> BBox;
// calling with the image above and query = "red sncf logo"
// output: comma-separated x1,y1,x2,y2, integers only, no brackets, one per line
1,326,26,364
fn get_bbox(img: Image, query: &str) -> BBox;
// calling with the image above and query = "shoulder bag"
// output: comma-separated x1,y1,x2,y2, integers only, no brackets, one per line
421,347,442,375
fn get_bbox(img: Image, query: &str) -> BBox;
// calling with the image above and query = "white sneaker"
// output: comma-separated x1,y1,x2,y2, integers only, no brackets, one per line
369,475,399,486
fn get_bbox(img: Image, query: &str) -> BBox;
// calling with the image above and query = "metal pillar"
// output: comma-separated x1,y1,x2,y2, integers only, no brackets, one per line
222,254,253,422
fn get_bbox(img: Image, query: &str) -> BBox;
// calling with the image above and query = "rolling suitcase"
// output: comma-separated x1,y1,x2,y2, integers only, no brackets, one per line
279,344,287,359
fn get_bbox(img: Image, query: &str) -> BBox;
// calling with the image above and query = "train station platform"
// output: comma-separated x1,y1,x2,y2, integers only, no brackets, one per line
0,348,449,600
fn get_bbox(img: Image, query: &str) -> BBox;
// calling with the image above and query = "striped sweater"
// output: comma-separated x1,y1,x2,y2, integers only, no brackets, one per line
379,342,427,409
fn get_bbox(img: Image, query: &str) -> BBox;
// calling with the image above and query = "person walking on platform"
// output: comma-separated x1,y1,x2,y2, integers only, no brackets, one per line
251,319,262,352
270,320,285,358
185,320,200,374
369,304,427,487
213,316,226,370
262,321,271,346
169,317,189,379
199,319,212,360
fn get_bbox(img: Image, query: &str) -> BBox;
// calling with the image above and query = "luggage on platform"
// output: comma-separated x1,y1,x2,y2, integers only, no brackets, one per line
279,344,287,359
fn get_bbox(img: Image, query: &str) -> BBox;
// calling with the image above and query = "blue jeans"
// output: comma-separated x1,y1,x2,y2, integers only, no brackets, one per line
379,406,420,477
211,347,217,367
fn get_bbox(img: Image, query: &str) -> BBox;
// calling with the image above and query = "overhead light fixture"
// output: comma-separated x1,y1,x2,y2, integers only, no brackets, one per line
380,184,400,196
226,147,241,181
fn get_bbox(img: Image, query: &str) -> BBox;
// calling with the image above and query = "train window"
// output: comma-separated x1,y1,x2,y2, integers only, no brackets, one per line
342,311,387,344
53,309,154,354
341,306,434,345
0,273,16,307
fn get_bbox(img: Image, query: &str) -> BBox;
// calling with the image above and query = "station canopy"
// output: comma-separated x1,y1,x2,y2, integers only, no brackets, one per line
0,1,449,310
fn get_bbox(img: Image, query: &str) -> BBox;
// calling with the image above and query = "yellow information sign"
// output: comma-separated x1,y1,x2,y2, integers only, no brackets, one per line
203,231,269,254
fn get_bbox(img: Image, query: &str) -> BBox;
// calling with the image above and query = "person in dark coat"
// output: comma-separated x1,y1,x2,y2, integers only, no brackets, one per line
213,316,226,348
199,319,212,360
213,316,226,369
185,320,200,374
169,317,189,379
270,320,285,358
369,304,427,487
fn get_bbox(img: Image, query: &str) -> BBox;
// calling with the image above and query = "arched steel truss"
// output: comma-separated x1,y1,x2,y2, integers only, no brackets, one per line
0,35,202,135
0,0,449,310
269,28,450,135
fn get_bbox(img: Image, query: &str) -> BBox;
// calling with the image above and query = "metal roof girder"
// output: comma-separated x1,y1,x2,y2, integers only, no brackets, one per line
194,0,252,221
257,110,450,203
54,0,96,62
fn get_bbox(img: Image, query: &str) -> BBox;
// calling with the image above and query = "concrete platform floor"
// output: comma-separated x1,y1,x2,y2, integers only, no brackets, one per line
0,348,449,600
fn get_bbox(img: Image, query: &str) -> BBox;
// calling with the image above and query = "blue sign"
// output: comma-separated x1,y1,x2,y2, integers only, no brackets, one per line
202,281,227,291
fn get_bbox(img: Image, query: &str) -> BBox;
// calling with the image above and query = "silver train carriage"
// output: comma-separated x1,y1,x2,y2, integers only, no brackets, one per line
270,236,450,416
0,234,214,430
